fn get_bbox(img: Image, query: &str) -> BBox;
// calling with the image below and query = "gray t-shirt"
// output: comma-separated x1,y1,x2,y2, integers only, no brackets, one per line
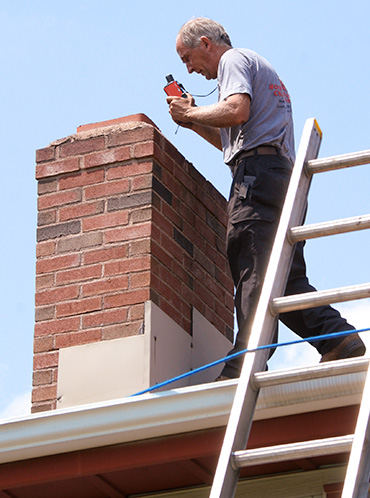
218,48,295,165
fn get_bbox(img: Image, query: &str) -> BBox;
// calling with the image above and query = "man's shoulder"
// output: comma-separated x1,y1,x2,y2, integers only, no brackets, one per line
221,48,267,72
222,47,257,61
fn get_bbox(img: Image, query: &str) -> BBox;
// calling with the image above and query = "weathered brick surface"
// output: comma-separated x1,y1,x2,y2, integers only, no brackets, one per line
32,115,234,413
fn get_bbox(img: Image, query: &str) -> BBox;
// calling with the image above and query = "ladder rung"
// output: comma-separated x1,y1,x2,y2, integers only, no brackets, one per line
253,357,369,390
232,435,353,469
271,282,370,314
306,149,370,174
289,214,370,243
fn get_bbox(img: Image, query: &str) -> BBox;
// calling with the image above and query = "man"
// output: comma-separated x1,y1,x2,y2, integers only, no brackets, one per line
167,17,365,379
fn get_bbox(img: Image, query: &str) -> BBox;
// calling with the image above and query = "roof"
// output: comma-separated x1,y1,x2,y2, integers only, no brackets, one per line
0,358,367,497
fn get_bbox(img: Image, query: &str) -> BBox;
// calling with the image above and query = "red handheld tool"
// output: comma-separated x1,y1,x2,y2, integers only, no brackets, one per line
164,74,187,98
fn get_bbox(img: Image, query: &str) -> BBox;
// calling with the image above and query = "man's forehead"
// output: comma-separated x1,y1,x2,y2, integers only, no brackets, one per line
176,39,192,61
176,37,187,55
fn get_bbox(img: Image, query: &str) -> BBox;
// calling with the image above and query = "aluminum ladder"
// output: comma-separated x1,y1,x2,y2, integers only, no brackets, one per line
210,118,370,498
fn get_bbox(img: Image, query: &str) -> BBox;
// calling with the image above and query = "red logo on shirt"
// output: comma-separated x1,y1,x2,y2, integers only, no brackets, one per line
269,80,291,104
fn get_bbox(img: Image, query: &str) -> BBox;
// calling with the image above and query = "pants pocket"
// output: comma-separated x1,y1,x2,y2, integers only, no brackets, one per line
228,175,256,224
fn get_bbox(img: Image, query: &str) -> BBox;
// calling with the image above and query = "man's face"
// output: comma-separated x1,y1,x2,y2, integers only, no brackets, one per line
176,36,217,80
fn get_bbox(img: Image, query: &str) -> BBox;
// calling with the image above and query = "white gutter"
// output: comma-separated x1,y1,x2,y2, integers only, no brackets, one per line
0,362,366,465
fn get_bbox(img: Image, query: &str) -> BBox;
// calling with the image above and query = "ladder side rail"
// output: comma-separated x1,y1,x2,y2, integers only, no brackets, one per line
209,118,322,498
289,213,370,242
272,282,370,314
341,361,370,498
306,149,370,174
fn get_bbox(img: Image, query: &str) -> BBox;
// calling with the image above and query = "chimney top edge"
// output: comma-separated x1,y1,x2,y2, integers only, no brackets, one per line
76,114,159,134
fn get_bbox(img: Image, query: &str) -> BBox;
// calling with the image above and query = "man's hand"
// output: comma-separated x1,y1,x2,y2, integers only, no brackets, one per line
166,93,195,128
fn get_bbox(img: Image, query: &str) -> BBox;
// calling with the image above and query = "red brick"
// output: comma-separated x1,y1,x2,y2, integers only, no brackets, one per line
36,147,55,163
102,322,142,340
36,253,80,274
158,230,183,264
107,125,155,147
82,275,129,297
104,255,151,277
161,202,183,230
36,274,55,291
32,384,57,403
35,317,80,336
54,329,102,349
36,157,80,180
158,266,182,294
38,179,58,196
84,178,130,200
104,288,150,309
34,336,54,353
151,240,174,270
31,402,56,413
59,136,106,157
151,274,178,305
105,222,151,243
160,299,183,331
194,247,214,277
194,279,215,309
182,253,206,282
56,297,102,318
171,260,193,289
59,200,104,221
106,161,153,180
35,306,55,322
214,299,234,329
38,209,57,226
129,238,151,256
84,245,128,265
130,271,151,289
57,232,103,253
215,267,234,293
152,209,173,237
33,370,53,386
204,240,228,271
128,303,145,321
84,146,130,169
130,207,151,224
35,284,79,306
59,169,105,190
36,241,56,258
33,352,59,370
131,174,152,191
56,264,102,285
82,308,128,329
38,189,81,211
82,211,129,232
132,141,155,159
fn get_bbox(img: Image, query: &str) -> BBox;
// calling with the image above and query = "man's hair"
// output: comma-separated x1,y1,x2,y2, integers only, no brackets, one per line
178,17,232,48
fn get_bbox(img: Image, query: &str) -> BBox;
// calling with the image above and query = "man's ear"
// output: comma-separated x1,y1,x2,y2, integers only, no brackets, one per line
200,36,212,50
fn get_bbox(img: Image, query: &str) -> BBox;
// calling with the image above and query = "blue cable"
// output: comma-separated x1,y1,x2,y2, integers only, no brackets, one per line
131,327,370,397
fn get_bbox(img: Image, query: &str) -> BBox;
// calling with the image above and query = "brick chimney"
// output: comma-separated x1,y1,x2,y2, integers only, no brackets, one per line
33,114,234,413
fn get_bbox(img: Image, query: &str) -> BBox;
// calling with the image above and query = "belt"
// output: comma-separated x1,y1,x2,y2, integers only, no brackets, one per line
235,146,279,164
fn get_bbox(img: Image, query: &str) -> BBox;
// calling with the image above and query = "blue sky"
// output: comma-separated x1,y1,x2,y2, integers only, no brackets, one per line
0,0,369,419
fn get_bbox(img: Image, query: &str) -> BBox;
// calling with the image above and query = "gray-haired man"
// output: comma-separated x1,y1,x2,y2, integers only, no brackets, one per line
167,17,365,378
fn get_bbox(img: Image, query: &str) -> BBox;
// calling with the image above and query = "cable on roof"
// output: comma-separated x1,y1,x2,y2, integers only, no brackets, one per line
130,327,370,397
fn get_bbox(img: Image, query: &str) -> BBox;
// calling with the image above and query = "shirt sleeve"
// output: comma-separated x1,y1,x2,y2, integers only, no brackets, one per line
218,49,253,102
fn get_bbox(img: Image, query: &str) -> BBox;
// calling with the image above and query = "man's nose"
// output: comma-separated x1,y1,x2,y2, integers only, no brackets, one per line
186,62,194,74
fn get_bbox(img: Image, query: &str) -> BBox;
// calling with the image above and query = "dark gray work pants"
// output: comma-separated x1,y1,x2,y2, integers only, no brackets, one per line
221,151,355,378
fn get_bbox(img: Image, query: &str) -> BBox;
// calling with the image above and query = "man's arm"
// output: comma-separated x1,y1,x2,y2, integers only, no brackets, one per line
186,122,223,150
167,93,250,150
